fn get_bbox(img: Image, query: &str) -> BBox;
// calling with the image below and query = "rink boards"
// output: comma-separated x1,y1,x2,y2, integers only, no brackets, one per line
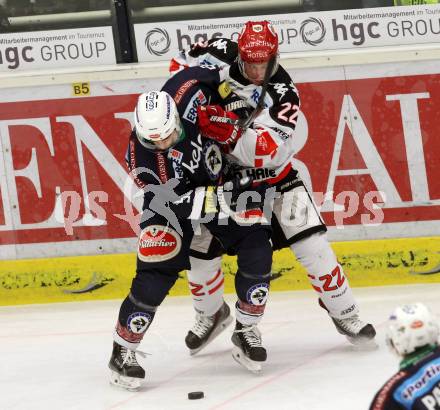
1,235,439,306
1,48,440,305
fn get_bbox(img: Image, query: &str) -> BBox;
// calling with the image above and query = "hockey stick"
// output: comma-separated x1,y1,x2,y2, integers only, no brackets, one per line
238,56,276,130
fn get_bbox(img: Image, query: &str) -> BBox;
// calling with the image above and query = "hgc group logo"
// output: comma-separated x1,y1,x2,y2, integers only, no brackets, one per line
144,27,171,56
300,17,326,46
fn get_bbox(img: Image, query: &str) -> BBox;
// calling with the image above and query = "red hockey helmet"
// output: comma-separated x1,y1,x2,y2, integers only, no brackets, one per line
237,20,279,80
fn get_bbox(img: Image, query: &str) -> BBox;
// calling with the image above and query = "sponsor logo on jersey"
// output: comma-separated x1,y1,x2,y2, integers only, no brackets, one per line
372,372,407,410
127,312,152,334
182,133,203,174
234,167,277,181
273,127,291,141
202,141,222,180
247,283,269,306
396,359,440,404
168,149,184,178
168,148,183,163
172,161,184,179
174,79,198,105
251,88,260,104
129,138,146,189
183,89,207,124
155,152,169,183
137,225,181,262
255,130,277,156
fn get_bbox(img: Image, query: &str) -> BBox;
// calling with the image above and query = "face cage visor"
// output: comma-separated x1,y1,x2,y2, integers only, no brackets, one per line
237,52,280,82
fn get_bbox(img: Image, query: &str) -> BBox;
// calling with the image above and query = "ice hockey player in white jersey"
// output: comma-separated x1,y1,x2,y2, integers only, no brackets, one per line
171,20,376,368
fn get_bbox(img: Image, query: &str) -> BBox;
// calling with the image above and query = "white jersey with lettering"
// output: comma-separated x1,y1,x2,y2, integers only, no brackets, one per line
177,40,361,323
170,37,300,185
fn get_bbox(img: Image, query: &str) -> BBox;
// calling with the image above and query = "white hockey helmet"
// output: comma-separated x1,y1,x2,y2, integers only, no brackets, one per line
386,303,439,356
134,91,182,150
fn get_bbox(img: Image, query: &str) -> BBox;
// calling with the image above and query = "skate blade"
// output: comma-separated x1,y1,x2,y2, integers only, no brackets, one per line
110,371,143,391
346,336,379,350
231,346,263,374
189,315,234,356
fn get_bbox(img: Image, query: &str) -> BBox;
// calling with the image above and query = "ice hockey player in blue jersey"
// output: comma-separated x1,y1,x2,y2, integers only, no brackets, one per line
370,303,440,410
107,66,273,391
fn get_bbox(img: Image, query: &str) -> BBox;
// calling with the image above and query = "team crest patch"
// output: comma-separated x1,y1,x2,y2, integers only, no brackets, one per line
127,312,151,334
203,141,222,180
137,225,182,262
247,283,269,306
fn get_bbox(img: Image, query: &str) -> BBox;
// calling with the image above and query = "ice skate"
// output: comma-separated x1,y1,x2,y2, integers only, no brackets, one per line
231,321,266,374
318,299,376,346
109,341,146,391
331,314,377,347
185,301,233,355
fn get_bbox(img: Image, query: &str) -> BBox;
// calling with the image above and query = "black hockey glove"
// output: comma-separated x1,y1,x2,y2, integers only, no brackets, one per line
222,92,251,120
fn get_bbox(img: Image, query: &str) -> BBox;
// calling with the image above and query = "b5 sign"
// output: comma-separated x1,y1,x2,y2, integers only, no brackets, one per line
0,72,439,258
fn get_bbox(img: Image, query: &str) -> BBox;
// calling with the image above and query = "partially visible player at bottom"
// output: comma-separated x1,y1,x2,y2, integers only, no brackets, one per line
370,303,440,410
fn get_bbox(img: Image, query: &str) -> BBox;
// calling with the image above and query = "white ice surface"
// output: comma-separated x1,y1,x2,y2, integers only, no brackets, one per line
1,283,440,410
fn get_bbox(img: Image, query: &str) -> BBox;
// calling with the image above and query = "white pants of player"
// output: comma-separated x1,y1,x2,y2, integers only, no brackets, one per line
188,231,358,320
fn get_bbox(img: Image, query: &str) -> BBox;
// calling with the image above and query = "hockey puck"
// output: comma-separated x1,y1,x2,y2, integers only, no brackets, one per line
188,391,204,400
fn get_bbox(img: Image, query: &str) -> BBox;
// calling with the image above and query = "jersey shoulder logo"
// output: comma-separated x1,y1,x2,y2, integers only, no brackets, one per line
183,89,207,124
210,38,228,53
271,82,289,99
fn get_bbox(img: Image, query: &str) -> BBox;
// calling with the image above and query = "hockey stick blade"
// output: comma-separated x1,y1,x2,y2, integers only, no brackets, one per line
238,56,276,130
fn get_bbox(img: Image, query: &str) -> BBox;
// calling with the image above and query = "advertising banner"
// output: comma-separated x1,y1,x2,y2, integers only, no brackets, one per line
0,26,116,71
0,61,439,261
134,5,440,62
1,237,440,306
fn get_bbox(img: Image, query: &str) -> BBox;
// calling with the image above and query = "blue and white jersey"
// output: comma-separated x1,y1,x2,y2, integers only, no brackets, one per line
370,347,440,410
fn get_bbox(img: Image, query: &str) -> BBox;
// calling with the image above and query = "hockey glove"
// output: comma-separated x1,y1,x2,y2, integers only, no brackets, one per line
223,92,251,120
197,105,243,146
